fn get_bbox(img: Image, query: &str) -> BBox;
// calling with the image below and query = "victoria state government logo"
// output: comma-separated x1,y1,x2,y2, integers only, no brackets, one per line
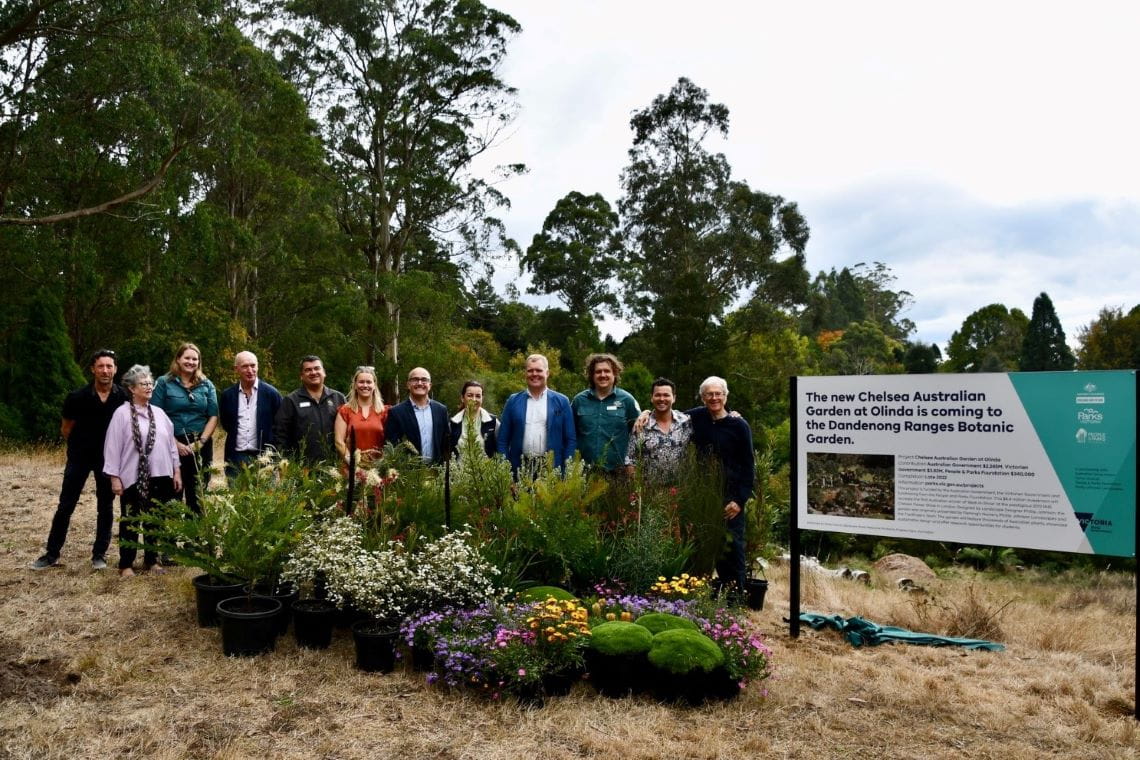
1077,407,1104,424
1073,511,1113,534
1075,382,1105,405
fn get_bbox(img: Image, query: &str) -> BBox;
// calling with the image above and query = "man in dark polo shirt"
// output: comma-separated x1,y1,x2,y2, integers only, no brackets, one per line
32,349,128,570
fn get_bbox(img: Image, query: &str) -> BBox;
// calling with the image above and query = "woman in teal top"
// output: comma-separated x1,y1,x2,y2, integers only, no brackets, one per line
151,342,218,513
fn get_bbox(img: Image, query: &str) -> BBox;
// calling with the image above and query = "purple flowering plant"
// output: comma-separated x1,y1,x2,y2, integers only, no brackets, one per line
703,608,773,686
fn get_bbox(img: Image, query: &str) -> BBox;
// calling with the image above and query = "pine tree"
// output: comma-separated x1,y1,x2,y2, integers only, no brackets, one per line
1019,292,1076,371
2,298,85,441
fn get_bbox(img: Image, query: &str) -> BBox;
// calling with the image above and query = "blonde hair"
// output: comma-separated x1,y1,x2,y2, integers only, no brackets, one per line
346,366,385,414
167,342,207,387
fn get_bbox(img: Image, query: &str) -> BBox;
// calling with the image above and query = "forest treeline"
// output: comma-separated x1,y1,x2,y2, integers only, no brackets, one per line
2,1,1137,449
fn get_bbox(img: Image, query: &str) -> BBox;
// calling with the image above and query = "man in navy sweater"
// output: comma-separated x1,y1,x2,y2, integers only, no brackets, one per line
687,376,754,594
219,351,282,476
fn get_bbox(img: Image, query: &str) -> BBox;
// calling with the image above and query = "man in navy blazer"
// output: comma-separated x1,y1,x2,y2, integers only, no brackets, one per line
219,351,283,476
384,366,450,464
497,354,576,477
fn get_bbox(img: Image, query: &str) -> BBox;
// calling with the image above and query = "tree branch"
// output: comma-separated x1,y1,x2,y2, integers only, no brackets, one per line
0,142,185,226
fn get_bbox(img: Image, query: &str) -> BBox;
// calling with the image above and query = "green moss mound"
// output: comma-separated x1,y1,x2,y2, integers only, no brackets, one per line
634,612,699,635
516,586,577,603
648,629,725,674
589,621,653,656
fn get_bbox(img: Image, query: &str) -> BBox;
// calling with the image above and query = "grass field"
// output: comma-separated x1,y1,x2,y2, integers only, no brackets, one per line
1,448,1136,759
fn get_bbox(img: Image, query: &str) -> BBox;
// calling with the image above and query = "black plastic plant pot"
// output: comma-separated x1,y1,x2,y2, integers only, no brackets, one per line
217,595,282,657
292,598,337,650
584,651,649,698
351,619,399,673
744,578,768,611
246,581,300,636
192,574,245,628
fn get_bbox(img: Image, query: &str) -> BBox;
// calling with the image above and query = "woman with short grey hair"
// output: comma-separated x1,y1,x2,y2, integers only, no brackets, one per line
103,365,182,578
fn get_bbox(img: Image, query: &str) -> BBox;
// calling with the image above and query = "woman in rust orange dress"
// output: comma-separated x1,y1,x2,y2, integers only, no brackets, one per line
334,366,387,470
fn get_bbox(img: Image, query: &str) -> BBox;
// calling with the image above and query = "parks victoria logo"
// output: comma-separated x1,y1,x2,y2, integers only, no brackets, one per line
1074,383,1107,443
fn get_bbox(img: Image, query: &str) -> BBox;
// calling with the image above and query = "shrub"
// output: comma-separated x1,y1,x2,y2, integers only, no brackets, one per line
517,586,577,603
635,612,698,635
647,629,724,675
589,621,652,656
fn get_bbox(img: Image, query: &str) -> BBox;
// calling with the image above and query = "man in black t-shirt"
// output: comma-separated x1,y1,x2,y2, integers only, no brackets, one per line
31,349,127,570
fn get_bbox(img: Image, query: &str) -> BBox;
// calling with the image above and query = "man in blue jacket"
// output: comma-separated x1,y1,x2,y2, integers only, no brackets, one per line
497,354,576,477
218,351,282,477
384,366,450,464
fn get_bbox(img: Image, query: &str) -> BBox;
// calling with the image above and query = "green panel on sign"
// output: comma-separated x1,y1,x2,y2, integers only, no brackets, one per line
1008,371,1136,557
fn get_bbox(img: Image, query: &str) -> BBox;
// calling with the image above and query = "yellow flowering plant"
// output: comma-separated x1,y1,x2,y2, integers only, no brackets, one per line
648,573,710,599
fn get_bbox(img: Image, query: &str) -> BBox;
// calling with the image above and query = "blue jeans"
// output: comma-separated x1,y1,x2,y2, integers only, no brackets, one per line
224,449,259,480
44,458,114,560
716,509,747,593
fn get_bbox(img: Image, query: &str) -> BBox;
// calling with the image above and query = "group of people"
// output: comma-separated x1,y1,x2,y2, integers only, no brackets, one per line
31,348,754,590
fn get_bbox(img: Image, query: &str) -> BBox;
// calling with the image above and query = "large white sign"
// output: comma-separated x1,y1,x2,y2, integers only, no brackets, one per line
795,372,1136,557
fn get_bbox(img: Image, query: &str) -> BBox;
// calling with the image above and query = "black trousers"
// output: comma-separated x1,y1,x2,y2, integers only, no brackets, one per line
117,476,174,570
174,434,212,514
44,457,114,560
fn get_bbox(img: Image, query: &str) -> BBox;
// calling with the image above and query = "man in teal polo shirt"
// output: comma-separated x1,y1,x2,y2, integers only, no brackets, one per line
571,353,640,473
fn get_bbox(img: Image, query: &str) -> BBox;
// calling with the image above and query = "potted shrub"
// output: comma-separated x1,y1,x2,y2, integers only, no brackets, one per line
135,460,313,654
585,621,653,697
646,628,725,704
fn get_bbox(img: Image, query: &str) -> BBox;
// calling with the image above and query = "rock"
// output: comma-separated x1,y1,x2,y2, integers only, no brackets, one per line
872,553,938,587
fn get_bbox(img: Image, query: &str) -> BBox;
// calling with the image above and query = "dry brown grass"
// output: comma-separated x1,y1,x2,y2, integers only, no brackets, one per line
1,449,1136,759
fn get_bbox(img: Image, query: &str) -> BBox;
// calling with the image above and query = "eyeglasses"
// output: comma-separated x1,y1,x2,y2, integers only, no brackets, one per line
409,377,431,384
135,380,155,388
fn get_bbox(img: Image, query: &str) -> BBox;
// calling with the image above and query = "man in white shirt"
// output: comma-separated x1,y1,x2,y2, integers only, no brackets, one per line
219,351,282,476
497,354,576,477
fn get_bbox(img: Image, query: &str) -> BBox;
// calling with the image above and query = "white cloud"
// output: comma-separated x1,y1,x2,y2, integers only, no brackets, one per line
479,0,1140,353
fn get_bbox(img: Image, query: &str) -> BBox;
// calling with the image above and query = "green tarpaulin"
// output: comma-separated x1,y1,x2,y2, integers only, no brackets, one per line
799,613,1005,651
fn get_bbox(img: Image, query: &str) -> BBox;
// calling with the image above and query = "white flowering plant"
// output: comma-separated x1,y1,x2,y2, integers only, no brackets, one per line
283,520,503,622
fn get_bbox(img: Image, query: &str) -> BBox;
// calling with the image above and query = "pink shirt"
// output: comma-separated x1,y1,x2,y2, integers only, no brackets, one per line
103,403,180,490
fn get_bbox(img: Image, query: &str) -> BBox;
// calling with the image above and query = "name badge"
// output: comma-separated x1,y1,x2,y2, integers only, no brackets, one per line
607,405,619,411
299,401,312,408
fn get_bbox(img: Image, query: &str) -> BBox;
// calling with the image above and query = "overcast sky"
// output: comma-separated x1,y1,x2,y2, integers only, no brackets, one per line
476,0,1140,351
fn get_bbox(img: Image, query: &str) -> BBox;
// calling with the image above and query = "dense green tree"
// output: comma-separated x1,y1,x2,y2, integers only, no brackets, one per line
0,297,84,441
819,320,903,376
522,191,621,318
618,78,809,399
902,341,942,373
270,0,524,395
944,304,1028,372
800,262,913,341
1018,292,1075,371
1077,305,1140,369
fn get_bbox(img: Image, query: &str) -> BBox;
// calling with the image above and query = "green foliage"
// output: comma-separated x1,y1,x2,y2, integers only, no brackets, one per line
1019,292,1075,371
670,450,730,576
647,629,724,674
944,304,1029,372
606,496,692,595
270,0,524,382
589,621,653,656
903,341,942,373
522,191,622,317
126,458,316,586
618,77,809,400
517,586,577,603
820,320,904,376
509,457,609,589
0,298,84,441
634,612,699,635
1077,304,1140,369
